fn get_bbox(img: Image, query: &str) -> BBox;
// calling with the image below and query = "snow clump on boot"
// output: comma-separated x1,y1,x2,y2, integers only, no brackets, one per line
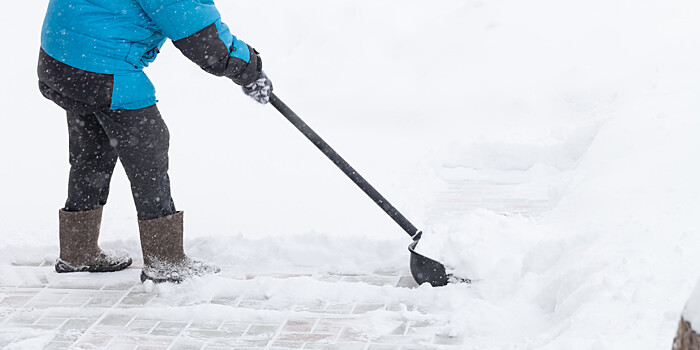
141,257,220,284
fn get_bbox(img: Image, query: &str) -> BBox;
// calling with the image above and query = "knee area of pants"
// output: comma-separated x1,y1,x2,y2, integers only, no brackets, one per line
110,130,169,152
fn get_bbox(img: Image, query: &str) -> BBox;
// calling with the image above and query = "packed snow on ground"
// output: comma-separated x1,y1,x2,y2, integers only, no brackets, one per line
2,0,700,349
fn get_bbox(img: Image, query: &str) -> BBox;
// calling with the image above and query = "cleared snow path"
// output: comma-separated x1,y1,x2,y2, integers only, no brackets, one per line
0,165,559,350
0,267,434,350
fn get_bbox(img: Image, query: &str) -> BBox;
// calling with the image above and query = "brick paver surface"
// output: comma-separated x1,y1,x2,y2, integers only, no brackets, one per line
0,267,463,350
0,178,550,349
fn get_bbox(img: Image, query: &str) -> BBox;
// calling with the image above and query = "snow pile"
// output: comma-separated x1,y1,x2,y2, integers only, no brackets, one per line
410,0,700,346
419,86,700,347
683,279,700,328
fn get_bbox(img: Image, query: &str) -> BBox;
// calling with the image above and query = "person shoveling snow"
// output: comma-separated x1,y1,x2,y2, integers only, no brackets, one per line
37,0,272,283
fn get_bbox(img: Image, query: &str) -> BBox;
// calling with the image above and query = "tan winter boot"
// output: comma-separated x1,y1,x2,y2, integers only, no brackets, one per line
138,211,219,283
55,207,132,273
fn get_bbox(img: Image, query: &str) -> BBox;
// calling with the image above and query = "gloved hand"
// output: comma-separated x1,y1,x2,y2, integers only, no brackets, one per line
242,71,273,104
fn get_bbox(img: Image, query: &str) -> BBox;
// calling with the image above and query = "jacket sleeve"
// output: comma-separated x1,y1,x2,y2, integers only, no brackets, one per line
137,0,261,85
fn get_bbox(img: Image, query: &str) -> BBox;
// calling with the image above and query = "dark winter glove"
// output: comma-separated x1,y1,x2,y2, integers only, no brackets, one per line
242,71,273,104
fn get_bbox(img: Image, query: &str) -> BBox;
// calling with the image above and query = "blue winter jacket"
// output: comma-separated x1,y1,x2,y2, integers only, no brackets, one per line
39,0,260,110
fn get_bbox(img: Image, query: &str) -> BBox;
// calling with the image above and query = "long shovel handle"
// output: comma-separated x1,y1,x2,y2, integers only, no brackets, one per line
269,93,420,240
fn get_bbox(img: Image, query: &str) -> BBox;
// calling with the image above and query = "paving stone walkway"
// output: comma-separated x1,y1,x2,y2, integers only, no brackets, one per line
0,174,554,349
0,266,471,350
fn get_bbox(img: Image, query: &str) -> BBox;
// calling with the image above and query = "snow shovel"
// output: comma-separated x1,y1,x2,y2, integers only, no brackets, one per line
269,93,471,287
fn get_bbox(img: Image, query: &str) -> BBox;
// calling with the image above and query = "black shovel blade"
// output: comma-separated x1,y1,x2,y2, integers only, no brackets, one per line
408,240,472,287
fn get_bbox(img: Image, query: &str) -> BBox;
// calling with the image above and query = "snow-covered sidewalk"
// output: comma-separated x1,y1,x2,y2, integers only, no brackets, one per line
0,172,551,350
1,268,431,349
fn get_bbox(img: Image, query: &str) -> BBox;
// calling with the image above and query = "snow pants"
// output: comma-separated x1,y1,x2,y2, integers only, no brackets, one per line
65,105,176,220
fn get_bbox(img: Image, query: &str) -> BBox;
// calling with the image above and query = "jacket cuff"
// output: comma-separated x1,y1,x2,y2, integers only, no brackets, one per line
229,46,261,86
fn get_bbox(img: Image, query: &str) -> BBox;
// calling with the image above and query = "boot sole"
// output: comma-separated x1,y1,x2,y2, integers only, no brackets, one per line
140,271,183,284
55,258,133,273
140,267,221,284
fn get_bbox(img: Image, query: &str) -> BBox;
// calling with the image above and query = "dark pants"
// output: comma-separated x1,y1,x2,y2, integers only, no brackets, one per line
65,105,176,220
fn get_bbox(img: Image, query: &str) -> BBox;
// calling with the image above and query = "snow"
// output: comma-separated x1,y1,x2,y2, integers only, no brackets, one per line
2,0,700,348
683,279,700,329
